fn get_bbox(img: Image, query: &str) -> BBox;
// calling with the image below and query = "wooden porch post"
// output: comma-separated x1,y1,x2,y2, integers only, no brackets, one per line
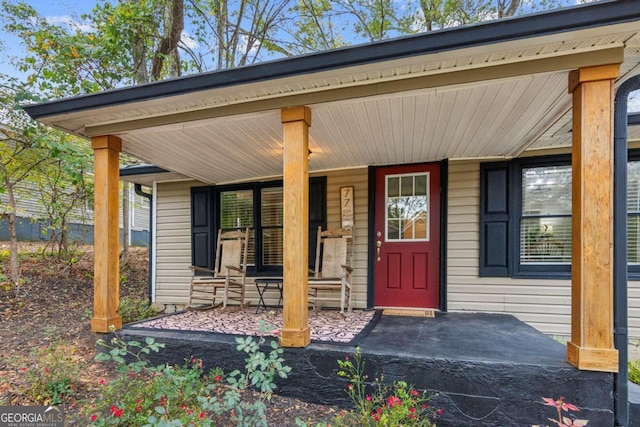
280,106,311,347
90,135,122,333
567,64,620,372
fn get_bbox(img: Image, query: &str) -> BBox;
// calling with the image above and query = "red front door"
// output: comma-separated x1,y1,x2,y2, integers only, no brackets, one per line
373,163,440,308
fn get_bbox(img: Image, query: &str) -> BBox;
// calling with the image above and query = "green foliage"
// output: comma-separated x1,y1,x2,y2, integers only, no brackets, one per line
18,341,82,405
630,359,640,385
201,321,293,427
88,325,291,426
331,348,439,426
118,296,163,324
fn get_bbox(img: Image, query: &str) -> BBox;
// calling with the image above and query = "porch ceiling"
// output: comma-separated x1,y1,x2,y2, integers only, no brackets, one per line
122,72,573,184
26,1,640,185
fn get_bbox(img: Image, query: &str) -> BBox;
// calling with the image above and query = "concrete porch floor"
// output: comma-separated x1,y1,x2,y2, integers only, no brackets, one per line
119,311,616,426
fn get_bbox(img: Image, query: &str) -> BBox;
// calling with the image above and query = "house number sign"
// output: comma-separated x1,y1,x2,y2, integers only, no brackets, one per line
341,186,354,228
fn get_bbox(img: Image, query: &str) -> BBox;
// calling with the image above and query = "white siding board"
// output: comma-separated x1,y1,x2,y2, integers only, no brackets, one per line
323,169,369,309
154,181,194,305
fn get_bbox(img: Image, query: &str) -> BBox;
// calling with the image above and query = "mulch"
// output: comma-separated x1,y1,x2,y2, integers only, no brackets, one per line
0,243,339,425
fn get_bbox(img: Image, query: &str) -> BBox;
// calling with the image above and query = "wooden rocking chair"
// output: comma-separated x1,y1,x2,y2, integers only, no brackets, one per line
187,228,249,309
308,226,354,313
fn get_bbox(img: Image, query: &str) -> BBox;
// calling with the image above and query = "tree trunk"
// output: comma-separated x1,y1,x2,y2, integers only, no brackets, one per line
151,0,184,80
4,176,19,286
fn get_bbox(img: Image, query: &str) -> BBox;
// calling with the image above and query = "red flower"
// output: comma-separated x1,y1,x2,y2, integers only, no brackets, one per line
109,405,118,414
366,395,372,401
99,379,106,385
135,406,142,413
346,384,353,390
20,367,27,372
113,409,123,418
44,367,50,373
386,396,401,407
411,389,419,396
215,375,222,382
437,409,444,415
199,412,205,419
90,414,98,422
409,407,416,413
372,413,380,421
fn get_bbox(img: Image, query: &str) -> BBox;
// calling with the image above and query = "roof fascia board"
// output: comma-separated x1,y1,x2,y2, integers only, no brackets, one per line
23,0,640,120
85,46,624,137
119,165,169,176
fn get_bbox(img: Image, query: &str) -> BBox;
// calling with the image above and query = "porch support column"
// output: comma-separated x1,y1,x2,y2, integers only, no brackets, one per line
280,106,311,348
567,64,619,372
90,135,122,333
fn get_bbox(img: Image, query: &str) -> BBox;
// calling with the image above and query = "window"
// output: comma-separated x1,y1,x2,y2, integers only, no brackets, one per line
386,173,429,241
480,154,640,279
516,161,572,276
220,188,256,265
191,178,326,274
628,157,640,270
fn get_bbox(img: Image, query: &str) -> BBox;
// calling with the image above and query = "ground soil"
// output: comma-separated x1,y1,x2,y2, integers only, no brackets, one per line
0,242,338,426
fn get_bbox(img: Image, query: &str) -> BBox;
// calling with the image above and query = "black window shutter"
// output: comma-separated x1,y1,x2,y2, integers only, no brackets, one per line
479,163,511,277
308,177,327,269
191,186,214,270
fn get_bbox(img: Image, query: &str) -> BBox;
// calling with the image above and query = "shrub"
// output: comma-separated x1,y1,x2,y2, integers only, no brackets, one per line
86,321,291,426
118,296,162,323
18,341,82,405
330,348,440,427
630,359,640,385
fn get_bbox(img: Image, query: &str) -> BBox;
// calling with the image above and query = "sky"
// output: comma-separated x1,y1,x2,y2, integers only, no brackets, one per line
1,0,638,111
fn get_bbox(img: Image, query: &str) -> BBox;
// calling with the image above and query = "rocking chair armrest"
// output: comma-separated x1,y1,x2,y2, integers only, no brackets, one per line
190,265,216,275
225,265,245,276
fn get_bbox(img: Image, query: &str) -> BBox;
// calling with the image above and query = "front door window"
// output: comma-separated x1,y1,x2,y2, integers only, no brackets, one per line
386,173,430,241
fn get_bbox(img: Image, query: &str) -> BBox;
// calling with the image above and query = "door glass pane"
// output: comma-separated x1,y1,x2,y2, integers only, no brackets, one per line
386,173,429,241
401,176,413,196
415,175,427,196
388,177,399,198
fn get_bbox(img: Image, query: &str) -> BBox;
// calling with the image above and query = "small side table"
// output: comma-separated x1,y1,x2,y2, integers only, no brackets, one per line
254,278,283,313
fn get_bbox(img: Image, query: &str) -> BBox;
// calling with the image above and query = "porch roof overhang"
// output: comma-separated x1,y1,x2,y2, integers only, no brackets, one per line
23,0,640,185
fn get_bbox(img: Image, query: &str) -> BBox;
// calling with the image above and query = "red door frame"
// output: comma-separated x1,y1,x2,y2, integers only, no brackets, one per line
367,161,446,310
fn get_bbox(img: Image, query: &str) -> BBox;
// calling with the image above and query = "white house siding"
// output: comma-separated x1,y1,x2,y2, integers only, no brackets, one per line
154,180,199,307
322,168,369,309
446,159,640,340
153,169,369,310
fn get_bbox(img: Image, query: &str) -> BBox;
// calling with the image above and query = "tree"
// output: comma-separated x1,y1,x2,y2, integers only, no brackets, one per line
0,79,85,286
32,137,93,258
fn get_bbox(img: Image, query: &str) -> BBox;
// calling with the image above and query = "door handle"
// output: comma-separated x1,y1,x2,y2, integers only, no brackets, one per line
376,240,382,261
